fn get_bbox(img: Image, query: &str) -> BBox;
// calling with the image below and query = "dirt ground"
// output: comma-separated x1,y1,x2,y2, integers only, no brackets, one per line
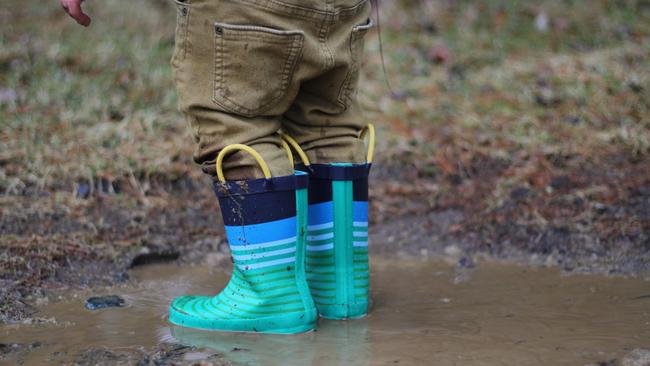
2,153,649,324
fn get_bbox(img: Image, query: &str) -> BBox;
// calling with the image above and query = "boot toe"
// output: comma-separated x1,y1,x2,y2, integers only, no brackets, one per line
169,294,317,334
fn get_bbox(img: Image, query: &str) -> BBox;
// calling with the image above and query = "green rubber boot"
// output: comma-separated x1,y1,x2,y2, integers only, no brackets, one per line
168,145,317,333
302,163,371,319
281,126,374,320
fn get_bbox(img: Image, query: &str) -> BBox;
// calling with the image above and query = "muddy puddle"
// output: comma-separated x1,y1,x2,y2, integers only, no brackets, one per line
2,258,650,365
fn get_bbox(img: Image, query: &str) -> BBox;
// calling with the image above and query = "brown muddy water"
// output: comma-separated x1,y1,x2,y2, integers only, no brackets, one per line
2,258,650,366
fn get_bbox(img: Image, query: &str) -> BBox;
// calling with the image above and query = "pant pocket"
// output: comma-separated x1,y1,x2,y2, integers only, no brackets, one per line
338,17,374,109
213,22,305,117
171,0,191,65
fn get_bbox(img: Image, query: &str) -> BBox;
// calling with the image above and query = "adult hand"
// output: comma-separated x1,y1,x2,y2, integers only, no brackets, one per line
60,0,91,27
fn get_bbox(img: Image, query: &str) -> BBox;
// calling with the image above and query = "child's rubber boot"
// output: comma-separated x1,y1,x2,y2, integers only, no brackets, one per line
168,144,317,333
282,125,375,320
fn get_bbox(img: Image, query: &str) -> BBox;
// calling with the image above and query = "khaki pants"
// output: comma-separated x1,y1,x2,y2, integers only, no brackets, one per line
171,0,373,179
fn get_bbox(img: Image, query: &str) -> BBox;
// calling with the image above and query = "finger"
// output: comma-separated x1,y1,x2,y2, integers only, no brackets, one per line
64,0,91,27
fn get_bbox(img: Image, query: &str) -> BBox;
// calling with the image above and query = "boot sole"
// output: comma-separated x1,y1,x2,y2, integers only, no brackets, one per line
317,301,368,320
169,305,318,334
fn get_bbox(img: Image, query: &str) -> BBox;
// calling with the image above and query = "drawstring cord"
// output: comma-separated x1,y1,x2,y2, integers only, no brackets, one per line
371,0,398,98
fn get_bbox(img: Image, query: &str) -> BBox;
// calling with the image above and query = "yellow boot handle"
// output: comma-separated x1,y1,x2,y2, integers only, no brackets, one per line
280,138,294,167
215,144,272,183
360,123,375,164
280,133,311,166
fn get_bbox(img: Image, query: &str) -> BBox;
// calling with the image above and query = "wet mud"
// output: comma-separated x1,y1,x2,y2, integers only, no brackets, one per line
1,258,649,365
1,160,649,364
2,159,649,325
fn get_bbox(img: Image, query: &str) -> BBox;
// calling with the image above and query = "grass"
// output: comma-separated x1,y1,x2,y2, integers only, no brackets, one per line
0,0,189,194
0,0,648,195
362,1,649,199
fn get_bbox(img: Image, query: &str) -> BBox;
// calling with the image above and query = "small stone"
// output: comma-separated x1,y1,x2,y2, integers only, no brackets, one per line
129,251,180,268
629,81,644,93
510,187,530,201
563,115,580,125
75,183,91,199
457,257,475,269
447,174,463,185
550,175,573,190
85,295,126,310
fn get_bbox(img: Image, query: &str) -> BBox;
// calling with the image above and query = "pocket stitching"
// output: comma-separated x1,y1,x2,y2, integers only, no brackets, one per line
214,22,305,37
212,24,304,116
336,17,374,110
171,1,191,64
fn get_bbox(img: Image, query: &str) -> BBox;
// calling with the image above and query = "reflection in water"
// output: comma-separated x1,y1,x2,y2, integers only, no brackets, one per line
170,319,370,366
1,258,649,366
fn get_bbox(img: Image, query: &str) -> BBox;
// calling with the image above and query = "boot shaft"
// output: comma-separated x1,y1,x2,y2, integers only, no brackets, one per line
301,163,371,319
215,174,305,272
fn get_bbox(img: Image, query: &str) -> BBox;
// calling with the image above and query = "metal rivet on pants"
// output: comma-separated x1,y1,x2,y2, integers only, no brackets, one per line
215,26,223,34
180,7,188,16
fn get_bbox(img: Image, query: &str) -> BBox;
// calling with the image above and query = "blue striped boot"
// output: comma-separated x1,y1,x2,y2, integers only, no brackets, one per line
168,145,317,333
282,126,374,320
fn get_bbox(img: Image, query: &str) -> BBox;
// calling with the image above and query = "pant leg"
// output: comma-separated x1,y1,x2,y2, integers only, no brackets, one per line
171,0,314,179
281,0,373,164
